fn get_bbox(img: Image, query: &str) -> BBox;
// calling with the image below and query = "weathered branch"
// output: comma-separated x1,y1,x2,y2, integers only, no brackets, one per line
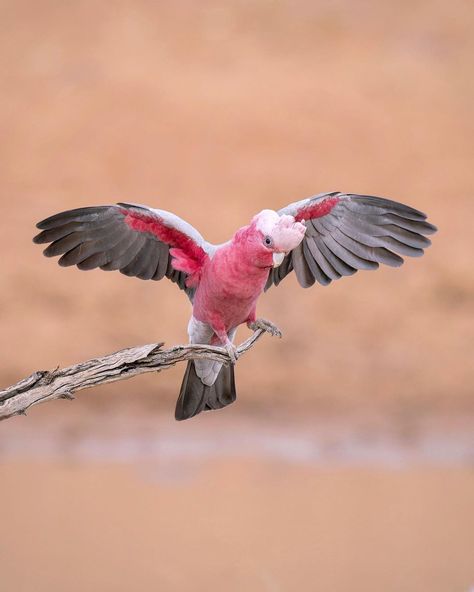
0,329,267,421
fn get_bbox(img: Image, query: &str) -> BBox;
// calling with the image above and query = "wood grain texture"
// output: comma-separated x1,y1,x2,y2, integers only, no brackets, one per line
0,329,266,421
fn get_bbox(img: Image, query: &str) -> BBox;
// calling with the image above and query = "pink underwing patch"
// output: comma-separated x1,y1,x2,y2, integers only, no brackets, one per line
294,195,341,222
120,208,208,285
169,248,204,286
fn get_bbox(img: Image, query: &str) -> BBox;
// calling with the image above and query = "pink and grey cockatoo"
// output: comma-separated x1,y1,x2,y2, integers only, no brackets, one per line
34,192,436,420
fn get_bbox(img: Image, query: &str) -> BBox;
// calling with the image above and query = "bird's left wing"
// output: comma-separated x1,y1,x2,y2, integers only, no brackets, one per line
266,192,437,290
34,202,215,300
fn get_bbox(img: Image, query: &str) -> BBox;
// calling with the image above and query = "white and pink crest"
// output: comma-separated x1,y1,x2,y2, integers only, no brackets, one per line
254,210,306,253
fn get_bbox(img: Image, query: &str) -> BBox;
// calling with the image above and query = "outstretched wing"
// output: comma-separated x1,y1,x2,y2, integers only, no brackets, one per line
33,202,215,300
266,192,437,290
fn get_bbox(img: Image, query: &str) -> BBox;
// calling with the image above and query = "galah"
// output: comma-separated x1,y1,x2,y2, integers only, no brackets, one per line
34,192,436,420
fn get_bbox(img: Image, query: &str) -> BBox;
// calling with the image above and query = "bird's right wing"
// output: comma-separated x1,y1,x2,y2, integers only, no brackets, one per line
34,202,216,300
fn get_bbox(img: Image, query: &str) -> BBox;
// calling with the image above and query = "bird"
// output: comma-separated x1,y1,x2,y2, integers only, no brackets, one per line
33,191,436,420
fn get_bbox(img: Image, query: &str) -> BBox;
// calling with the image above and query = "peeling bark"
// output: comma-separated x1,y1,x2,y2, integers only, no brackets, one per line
0,329,266,421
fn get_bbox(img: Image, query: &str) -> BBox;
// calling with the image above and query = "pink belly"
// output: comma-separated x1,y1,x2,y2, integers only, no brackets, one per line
192,264,267,332
193,287,258,331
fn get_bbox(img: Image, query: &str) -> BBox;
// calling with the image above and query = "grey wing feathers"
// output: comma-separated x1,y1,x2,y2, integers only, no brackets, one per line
33,205,196,298
266,192,437,290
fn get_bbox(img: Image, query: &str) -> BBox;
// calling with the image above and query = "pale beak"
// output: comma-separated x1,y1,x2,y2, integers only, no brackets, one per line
272,252,285,267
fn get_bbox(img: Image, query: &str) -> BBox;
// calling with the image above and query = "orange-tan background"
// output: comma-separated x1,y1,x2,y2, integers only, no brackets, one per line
1,1,473,591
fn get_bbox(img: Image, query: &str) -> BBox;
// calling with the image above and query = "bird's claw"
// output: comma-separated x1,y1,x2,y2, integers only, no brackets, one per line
225,341,239,364
248,318,282,338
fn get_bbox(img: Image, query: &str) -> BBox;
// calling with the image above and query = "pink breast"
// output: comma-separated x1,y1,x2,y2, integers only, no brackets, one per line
192,245,268,332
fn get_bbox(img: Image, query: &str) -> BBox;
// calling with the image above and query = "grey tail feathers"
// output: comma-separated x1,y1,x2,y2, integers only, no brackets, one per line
175,361,236,421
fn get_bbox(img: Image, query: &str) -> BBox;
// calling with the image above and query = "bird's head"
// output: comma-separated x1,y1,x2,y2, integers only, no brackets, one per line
235,210,306,269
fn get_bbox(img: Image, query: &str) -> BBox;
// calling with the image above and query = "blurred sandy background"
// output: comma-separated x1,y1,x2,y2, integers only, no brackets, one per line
1,1,473,591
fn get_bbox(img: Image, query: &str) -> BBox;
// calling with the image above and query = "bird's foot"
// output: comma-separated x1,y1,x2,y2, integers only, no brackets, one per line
248,318,282,338
224,340,239,364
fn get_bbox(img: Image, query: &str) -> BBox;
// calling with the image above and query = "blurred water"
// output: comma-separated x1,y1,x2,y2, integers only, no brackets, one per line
1,411,473,471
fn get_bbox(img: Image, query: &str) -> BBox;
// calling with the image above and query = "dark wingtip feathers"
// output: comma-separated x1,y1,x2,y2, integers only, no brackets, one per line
349,194,429,221
35,207,109,230
423,221,438,235
32,232,44,244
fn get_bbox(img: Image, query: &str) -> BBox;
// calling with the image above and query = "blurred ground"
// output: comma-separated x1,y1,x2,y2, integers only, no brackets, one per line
1,459,473,592
1,0,473,590
1,410,474,592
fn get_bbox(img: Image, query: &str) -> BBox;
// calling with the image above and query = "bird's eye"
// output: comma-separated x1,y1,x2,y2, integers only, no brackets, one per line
263,236,273,247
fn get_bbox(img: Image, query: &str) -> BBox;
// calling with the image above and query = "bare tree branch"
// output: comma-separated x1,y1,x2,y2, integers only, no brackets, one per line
0,329,267,421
